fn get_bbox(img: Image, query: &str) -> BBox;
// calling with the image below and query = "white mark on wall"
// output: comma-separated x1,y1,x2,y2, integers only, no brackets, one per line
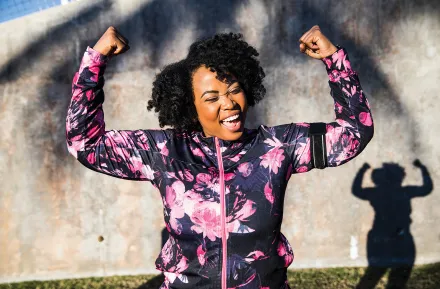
350,235,358,260
235,0,269,51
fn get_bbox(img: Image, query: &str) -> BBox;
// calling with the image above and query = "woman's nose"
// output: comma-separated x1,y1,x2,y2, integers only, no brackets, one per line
220,94,235,109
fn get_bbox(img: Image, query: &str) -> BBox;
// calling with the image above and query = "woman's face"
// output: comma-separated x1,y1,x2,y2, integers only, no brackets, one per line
192,66,248,141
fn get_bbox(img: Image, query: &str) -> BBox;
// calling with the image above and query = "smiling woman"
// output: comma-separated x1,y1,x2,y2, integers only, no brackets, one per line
66,26,374,289
147,32,265,140
192,66,247,139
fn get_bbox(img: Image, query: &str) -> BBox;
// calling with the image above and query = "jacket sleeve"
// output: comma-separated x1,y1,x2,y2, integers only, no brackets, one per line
66,46,168,182
274,46,374,174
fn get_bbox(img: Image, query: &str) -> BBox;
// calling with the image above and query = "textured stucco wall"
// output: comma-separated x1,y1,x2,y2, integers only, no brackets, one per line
1,0,439,283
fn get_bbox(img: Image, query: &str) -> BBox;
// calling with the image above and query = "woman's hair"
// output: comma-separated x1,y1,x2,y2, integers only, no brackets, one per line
147,32,266,131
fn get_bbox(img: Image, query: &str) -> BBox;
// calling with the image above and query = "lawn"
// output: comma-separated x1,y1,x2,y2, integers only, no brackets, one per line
1,263,439,289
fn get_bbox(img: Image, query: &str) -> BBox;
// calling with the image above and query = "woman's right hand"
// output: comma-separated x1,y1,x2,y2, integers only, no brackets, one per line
92,26,130,57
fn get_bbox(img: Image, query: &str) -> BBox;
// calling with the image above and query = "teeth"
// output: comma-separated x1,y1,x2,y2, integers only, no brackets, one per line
222,114,239,122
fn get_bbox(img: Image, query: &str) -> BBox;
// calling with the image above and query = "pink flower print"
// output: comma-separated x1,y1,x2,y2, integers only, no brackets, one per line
294,140,311,166
335,102,343,114
224,173,235,181
158,237,189,273
190,203,221,241
165,171,177,179
142,164,155,180
343,55,352,71
264,136,283,148
184,189,204,202
233,198,256,221
351,85,357,96
227,195,256,235
295,166,308,173
359,112,373,126
134,131,151,149
326,124,341,149
328,70,341,82
336,118,353,128
277,236,294,267
328,69,351,83
323,57,332,69
238,162,253,177
194,173,220,202
228,154,242,162
178,169,194,182
197,244,206,266
264,182,274,204
340,70,351,80
334,119,360,139
227,220,255,235
333,135,360,164
191,147,206,160
245,250,269,263
342,136,360,158
332,48,346,70
164,181,185,234
85,89,94,101
86,152,95,164
260,147,285,174
128,154,145,172
157,141,169,156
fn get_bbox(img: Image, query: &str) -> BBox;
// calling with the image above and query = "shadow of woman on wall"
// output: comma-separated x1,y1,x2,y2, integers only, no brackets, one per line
352,160,433,289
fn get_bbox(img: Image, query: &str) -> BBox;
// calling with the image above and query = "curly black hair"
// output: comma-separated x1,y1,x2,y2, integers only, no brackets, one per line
147,32,266,131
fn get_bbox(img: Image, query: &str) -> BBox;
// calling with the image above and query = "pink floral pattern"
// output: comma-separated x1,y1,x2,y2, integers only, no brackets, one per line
190,203,221,241
66,46,373,289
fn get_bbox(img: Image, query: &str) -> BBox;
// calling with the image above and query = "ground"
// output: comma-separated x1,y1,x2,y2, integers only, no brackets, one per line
1,263,439,289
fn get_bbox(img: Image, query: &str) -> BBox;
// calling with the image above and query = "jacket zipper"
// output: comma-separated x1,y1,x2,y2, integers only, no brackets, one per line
215,137,227,289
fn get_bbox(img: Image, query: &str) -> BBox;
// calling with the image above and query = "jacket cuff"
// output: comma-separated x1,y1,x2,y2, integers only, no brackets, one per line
74,47,109,85
321,46,354,82
86,46,109,65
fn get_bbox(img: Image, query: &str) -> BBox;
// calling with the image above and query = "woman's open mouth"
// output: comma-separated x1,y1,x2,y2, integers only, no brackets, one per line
220,113,243,132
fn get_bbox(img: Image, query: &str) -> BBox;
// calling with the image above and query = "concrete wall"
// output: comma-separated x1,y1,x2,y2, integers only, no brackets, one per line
1,0,439,283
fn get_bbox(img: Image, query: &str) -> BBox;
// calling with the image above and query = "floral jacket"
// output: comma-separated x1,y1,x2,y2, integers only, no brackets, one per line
66,46,374,289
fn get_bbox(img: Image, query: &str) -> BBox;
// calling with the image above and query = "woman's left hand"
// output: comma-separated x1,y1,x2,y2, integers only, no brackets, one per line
299,25,338,59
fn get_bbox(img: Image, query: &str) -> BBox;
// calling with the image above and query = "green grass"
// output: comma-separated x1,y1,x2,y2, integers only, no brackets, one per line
1,263,439,289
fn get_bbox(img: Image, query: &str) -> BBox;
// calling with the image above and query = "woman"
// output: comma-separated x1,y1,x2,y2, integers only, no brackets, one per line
66,25,374,289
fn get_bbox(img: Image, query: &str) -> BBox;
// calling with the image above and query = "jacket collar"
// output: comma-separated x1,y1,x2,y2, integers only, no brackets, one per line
190,128,258,166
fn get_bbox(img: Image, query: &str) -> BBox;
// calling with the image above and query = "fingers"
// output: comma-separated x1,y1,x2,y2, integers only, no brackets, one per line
299,25,320,49
113,38,130,55
108,26,130,56
302,47,321,59
298,25,326,59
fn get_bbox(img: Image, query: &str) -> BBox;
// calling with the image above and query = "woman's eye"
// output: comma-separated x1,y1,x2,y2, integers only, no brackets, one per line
206,97,218,102
231,88,242,94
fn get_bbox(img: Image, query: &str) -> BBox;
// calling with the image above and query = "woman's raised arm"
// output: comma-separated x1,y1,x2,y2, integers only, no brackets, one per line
271,26,374,174
66,27,167,181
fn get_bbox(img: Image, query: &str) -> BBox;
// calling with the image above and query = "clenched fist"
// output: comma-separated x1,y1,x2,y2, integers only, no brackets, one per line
93,26,130,57
299,25,338,59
